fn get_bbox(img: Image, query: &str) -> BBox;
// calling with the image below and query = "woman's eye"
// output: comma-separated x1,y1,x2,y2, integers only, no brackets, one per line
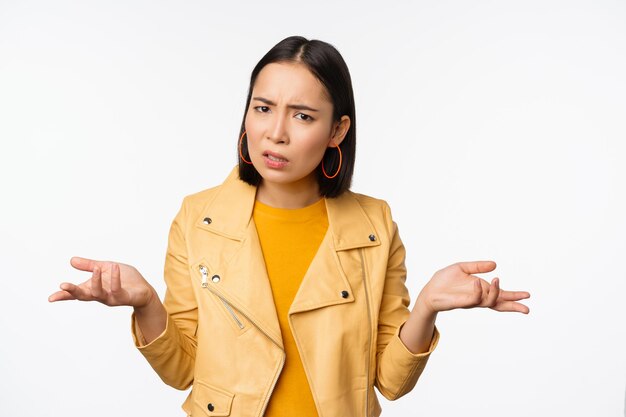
255,106,270,113
296,113,313,121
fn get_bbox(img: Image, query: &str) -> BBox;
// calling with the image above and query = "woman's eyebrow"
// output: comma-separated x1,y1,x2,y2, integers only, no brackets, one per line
252,96,319,112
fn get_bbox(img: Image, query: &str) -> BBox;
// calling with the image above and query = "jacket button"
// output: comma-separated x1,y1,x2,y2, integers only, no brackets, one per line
207,403,215,411
212,275,221,283
368,234,376,241
341,290,349,298
203,217,212,225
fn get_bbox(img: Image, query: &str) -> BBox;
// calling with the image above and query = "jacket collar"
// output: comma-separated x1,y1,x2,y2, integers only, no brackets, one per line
195,166,380,251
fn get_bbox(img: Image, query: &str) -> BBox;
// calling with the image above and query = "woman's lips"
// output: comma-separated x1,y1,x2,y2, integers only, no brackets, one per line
263,151,289,169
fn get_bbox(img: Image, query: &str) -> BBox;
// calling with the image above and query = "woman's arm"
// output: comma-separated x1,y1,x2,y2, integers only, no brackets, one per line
49,197,199,390
129,196,199,390
373,204,440,401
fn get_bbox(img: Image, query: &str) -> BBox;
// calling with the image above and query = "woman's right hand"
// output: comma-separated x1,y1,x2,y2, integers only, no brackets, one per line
48,256,157,308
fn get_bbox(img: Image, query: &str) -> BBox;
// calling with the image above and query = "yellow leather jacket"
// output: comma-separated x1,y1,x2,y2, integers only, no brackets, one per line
131,167,440,417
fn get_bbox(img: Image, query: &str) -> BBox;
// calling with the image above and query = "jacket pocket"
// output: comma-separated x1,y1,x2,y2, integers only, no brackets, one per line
192,380,234,416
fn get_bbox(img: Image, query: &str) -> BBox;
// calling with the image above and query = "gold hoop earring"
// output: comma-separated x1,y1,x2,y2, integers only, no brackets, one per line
322,144,342,179
239,130,253,165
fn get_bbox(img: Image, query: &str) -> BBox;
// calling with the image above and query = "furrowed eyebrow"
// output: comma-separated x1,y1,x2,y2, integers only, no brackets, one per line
252,96,319,112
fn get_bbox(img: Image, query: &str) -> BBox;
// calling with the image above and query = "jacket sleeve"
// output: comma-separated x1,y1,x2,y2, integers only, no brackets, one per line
374,202,440,401
130,196,198,390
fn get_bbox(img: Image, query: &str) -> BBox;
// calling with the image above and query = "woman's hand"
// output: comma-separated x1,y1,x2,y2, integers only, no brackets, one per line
399,260,530,354
48,256,157,308
418,260,530,315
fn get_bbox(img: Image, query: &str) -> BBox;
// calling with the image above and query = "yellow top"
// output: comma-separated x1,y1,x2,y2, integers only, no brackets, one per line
253,197,328,417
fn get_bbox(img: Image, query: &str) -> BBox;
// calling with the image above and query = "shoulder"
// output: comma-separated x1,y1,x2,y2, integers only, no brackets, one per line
341,190,398,242
345,190,394,222
171,180,232,230
181,184,222,209
176,167,246,217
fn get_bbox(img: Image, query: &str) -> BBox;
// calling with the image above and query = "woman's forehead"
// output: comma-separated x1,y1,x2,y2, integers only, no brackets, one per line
252,62,331,105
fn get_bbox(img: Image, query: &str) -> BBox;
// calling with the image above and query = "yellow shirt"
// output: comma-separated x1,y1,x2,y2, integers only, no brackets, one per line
253,197,328,417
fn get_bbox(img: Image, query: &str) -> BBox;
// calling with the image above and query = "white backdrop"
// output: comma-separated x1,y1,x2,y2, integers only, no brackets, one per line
1,1,624,416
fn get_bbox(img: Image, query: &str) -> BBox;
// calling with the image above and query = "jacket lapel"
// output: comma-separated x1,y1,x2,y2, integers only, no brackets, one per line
288,191,381,314
193,168,283,347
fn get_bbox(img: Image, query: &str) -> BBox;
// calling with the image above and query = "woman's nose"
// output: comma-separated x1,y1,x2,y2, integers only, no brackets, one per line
267,114,289,144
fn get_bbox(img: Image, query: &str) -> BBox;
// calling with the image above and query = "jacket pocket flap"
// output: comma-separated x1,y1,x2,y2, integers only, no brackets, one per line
193,380,234,416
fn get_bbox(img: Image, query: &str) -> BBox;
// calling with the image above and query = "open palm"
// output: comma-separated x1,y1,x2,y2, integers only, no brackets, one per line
420,261,530,314
48,256,155,308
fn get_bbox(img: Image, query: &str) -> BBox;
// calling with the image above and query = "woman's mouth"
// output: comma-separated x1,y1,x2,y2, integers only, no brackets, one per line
263,151,289,168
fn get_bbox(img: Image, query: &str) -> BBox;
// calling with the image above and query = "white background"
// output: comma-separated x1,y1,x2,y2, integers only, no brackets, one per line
1,1,624,416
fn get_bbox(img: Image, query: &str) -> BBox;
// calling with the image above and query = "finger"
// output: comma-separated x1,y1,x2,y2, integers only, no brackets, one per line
457,260,497,275
59,282,93,301
493,300,530,314
110,263,121,293
484,277,500,307
48,290,77,302
91,266,103,298
70,256,98,272
499,290,531,301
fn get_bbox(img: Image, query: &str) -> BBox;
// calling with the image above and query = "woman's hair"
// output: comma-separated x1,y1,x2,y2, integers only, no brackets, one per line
238,35,356,198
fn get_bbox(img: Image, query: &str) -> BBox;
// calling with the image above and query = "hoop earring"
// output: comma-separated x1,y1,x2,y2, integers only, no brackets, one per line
322,144,342,179
239,130,253,165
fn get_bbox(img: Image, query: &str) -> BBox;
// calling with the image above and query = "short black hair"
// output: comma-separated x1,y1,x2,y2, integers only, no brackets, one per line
238,35,356,198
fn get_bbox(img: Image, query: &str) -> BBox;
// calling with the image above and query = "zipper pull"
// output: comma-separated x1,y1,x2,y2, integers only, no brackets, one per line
199,265,208,287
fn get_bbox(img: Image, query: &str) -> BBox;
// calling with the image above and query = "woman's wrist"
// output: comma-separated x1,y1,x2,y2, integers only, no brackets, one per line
398,293,438,354
414,289,438,318
132,290,167,345
134,289,162,315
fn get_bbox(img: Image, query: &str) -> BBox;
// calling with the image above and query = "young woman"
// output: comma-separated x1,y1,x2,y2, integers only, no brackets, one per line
49,36,531,417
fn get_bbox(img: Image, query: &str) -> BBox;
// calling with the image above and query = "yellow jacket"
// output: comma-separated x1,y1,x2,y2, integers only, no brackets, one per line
131,167,440,417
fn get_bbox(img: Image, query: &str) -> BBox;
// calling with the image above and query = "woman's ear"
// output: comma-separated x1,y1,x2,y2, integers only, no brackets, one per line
329,115,351,147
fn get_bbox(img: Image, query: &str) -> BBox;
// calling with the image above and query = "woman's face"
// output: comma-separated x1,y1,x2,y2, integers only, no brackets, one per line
244,62,349,193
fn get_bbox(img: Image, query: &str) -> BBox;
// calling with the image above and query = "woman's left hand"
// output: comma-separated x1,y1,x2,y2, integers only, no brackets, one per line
418,261,530,315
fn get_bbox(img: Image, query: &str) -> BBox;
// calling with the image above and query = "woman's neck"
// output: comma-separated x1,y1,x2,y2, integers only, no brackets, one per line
256,177,322,209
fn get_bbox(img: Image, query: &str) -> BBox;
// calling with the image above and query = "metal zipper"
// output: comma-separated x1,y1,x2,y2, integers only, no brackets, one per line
200,265,209,287
198,264,285,415
198,264,244,329
359,249,373,416
220,297,244,329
